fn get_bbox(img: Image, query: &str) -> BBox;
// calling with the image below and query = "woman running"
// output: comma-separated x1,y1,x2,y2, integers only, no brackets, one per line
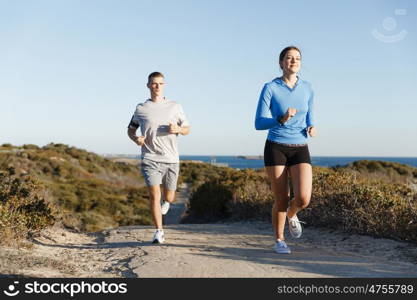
255,46,316,254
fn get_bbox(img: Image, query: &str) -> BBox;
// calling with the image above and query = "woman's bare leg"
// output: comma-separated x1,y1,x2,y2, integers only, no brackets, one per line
266,166,290,241
287,163,312,218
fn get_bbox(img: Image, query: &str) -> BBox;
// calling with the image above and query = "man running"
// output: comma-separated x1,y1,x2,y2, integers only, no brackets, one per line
127,72,190,244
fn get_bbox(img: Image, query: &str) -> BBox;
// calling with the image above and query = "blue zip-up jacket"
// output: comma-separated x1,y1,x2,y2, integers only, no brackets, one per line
255,77,314,145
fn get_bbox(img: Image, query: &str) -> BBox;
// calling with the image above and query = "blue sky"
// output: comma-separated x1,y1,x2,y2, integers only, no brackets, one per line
1,0,416,156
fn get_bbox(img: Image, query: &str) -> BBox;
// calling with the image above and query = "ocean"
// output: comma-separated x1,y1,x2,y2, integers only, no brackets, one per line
179,155,417,169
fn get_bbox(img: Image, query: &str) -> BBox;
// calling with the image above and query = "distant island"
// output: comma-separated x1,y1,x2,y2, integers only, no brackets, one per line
237,155,263,160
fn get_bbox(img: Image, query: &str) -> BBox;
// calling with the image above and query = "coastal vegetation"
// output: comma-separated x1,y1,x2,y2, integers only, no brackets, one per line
0,143,151,244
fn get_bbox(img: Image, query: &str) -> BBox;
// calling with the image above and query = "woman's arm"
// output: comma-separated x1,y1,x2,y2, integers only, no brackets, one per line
306,89,314,128
255,84,279,130
306,88,316,137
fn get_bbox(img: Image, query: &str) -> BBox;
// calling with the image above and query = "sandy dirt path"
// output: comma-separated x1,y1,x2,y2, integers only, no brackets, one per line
113,223,417,278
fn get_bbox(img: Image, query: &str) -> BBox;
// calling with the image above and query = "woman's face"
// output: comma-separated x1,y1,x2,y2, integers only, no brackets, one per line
280,49,301,75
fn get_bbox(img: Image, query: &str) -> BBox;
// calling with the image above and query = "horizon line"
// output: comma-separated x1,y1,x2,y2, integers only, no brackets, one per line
102,153,417,158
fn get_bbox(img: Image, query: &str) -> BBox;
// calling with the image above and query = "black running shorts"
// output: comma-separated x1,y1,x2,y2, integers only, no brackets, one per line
264,139,311,167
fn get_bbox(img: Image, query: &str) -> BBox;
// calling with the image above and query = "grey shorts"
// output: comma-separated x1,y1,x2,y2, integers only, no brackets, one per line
140,158,180,190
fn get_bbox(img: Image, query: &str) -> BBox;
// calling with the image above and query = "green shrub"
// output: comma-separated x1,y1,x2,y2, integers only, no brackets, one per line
22,144,40,150
301,168,417,242
0,169,55,244
335,160,417,183
182,166,272,222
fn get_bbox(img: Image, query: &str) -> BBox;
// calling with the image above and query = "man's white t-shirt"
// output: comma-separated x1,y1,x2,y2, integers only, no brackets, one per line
129,99,189,163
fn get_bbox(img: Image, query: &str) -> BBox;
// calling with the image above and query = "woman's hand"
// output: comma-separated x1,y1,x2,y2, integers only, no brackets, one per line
279,108,297,124
307,126,316,137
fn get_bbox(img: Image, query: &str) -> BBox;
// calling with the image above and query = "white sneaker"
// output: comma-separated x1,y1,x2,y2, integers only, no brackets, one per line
161,201,170,215
288,215,304,239
273,240,291,254
152,229,165,244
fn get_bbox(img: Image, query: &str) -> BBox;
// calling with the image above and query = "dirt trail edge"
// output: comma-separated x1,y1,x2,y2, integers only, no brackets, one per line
1,184,417,278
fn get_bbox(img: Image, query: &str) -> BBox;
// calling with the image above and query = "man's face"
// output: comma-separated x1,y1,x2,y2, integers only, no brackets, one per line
147,76,165,96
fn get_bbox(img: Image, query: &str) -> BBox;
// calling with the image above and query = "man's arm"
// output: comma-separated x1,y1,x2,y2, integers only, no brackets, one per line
127,127,145,146
169,123,190,135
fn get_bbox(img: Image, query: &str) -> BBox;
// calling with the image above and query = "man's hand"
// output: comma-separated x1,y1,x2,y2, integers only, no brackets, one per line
169,123,181,134
135,136,145,146
279,108,297,124
307,126,316,137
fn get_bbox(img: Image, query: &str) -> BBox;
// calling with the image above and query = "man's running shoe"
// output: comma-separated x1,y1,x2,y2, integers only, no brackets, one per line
161,201,170,215
152,229,165,244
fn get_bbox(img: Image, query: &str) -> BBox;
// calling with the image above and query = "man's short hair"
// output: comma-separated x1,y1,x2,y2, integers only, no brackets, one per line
148,72,164,83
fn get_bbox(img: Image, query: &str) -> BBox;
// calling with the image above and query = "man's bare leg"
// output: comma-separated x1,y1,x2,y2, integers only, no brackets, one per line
148,185,163,229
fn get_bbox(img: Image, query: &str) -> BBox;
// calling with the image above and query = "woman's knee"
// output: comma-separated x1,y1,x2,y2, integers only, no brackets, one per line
294,194,310,208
